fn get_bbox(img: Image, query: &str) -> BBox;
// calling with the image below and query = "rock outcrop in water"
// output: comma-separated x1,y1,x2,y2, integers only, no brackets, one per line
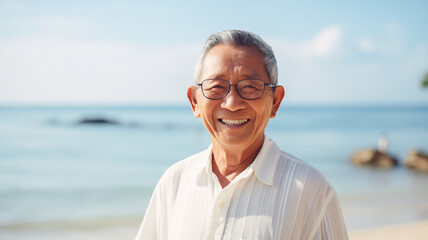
350,149,398,168
76,117,119,125
405,150,428,173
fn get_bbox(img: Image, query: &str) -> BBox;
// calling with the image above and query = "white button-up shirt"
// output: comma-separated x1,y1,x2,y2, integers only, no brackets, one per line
135,137,348,240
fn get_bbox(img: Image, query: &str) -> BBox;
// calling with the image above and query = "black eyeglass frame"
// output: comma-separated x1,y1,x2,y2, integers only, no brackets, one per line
197,79,276,100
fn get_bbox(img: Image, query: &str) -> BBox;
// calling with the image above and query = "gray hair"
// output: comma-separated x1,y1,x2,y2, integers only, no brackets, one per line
194,30,278,85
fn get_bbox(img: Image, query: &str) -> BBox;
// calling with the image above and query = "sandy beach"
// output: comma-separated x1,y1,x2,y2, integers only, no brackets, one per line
3,219,428,240
350,220,428,240
339,186,428,231
341,185,428,239
0,216,141,240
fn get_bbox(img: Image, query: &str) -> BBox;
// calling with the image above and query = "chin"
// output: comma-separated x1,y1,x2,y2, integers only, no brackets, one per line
215,134,254,147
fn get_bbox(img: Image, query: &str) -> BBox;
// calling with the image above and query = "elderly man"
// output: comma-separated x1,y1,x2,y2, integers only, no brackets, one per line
135,30,348,239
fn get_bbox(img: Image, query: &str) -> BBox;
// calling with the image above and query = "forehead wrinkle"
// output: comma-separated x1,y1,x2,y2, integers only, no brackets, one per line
239,73,263,80
201,60,229,79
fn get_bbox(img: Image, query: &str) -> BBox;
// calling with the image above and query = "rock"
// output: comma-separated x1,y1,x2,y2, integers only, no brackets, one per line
77,117,119,125
405,149,428,173
351,149,398,168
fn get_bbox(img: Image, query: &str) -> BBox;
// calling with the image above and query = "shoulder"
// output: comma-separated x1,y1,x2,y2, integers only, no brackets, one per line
164,149,206,175
276,151,333,193
156,149,207,189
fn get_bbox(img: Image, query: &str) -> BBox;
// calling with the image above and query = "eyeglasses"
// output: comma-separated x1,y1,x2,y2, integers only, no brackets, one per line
198,79,276,100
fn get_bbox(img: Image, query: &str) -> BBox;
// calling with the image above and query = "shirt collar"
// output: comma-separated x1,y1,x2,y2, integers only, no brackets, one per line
196,136,281,186
249,136,281,186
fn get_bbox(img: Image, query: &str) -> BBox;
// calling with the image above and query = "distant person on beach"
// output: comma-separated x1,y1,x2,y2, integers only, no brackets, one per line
135,30,348,239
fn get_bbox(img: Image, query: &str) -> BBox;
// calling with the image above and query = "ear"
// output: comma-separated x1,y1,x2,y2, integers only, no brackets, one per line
270,85,285,118
187,86,200,118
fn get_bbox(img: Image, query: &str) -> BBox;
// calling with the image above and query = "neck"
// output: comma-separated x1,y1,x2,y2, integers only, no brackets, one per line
211,135,264,188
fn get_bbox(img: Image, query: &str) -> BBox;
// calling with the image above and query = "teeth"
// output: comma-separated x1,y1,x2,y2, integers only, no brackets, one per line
221,119,249,125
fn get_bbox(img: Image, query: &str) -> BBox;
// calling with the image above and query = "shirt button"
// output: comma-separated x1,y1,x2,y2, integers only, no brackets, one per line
219,202,225,209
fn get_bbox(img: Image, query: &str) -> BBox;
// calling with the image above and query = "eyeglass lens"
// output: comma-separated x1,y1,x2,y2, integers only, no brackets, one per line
201,79,266,100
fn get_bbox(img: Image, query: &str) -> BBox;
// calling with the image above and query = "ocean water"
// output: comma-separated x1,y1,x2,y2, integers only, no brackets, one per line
1,104,428,237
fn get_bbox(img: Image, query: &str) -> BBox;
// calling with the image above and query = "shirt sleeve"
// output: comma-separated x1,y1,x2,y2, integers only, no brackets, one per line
312,191,349,240
135,184,162,240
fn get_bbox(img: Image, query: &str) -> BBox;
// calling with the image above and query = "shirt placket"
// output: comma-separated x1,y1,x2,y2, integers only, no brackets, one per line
206,185,233,240
206,168,253,240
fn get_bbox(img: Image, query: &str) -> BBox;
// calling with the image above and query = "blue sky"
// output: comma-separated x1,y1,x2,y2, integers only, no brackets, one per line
1,0,427,105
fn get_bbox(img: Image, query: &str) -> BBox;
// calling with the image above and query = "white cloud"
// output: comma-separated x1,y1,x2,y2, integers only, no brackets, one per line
270,25,343,60
1,24,427,105
358,38,376,52
269,25,428,104
0,37,201,104
357,23,406,55
301,25,342,58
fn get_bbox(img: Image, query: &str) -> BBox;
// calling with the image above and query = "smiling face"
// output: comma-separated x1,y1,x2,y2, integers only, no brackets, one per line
187,44,284,149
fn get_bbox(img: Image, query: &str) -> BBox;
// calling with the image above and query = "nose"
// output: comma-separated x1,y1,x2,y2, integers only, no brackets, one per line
220,85,246,111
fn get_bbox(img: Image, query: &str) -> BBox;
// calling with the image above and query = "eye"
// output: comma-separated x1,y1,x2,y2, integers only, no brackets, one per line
212,84,227,89
242,84,258,89
203,80,228,91
205,84,227,91
239,83,263,92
